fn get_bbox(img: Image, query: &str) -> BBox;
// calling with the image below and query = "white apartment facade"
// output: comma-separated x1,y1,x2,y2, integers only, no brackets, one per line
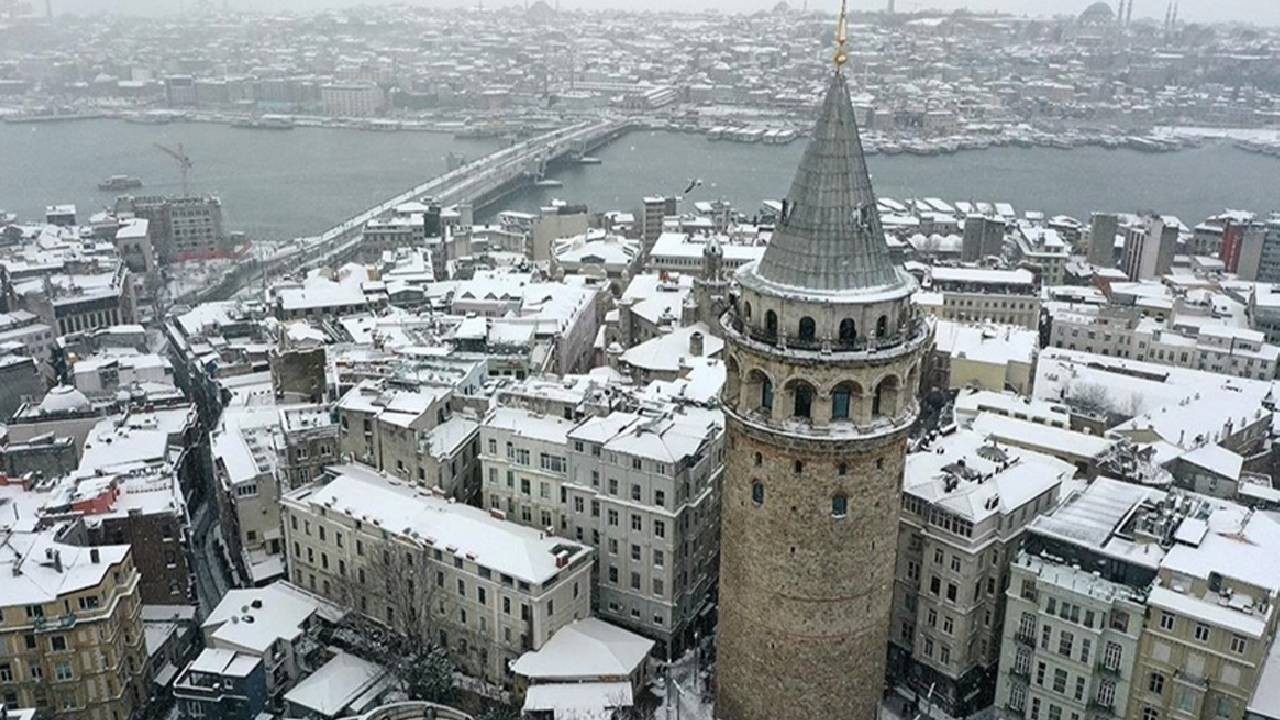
281,463,594,686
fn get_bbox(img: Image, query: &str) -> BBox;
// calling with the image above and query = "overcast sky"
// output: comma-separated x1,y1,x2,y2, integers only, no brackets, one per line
48,0,1280,27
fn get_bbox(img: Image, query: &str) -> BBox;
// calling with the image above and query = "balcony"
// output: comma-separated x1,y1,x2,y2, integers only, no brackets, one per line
1014,632,1036,647
1088,699,1114,715
1008,666,1031,681
1095,663,1121,678
722,313,932,363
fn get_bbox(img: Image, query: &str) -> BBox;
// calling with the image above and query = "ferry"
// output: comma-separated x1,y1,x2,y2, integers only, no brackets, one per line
774,128,798,144
98,175,143,191
231,114,295,130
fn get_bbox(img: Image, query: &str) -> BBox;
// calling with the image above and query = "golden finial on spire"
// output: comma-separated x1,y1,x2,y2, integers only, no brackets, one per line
833,0,849,68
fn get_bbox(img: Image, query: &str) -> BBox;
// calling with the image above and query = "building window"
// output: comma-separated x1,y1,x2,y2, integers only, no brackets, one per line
1148,672,1164,695
793,383,814,419
1141,707,1160,720
1230,635,1248,654
1159,612,1175,631
832,494,848,518
1097,680,1116,709
751,481,764,506
839,318,856,344
798,317,816,341
1194,624,1210,642
765,310,778,338
832,385,852,420
761,379,773,411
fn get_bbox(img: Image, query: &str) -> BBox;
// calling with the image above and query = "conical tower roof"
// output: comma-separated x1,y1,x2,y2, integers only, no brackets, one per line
752,68,908,295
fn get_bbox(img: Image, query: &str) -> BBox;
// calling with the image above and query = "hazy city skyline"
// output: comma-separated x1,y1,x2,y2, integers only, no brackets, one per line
42,0,1280,26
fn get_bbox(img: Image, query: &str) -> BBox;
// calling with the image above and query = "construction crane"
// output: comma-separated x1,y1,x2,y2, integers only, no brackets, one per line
154,142,193,196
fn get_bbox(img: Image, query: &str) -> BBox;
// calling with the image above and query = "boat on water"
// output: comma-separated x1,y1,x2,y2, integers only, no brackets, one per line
879,142,902,156
455,125,504,139
98,175,143,191
534,179,564,188
577,156,602,164
706,126,727,140
231,114,295,130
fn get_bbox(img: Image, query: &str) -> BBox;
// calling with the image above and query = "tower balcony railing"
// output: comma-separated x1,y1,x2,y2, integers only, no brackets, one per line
731,400,919,440
723,313,932,361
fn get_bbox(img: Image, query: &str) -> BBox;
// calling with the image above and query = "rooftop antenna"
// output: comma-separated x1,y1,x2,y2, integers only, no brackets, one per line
833,0,849,69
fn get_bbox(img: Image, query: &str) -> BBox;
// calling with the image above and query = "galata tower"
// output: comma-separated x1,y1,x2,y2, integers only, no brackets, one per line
714,5,932,720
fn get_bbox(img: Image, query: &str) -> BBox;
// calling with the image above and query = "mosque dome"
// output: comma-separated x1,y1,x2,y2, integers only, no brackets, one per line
40,385,91,414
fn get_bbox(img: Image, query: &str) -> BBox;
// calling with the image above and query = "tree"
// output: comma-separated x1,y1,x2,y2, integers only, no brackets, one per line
334,534,456,697
1065,381,1116,418
398,645,456,704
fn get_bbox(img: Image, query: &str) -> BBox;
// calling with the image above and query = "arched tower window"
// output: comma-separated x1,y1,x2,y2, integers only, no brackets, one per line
751,481,764,506
765,310,778,339
875,314,889,338
831,381,860,420
838,318,856,345
753,452,762,467
873,375,900,417
798,317,816,342
743,302,752,322
791,382,814,419
832,494,849,518
761,378,774,411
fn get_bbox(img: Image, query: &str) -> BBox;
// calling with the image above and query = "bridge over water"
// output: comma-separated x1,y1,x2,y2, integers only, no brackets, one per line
189,118,631,303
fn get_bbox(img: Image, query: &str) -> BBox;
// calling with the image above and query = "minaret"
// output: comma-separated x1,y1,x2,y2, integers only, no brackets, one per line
714,2,931,720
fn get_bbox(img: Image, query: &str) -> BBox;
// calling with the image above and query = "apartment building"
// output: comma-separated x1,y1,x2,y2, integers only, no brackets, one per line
278,405,340,491
1013,234,1070,287
994,480,1161,720
1121,217,1179,282
478,403,724,655
319,82,384,117
928,267,1041,330
212,404,290,587
890,428,1074,716
478,406,577,532
1133,505,1280,720
995,478,1280,720
0,531,151,720
561,407,722,655
1048,305,1278,381
115,195,226,263
335,378,452,481
927,320,1039,394
281,463,594,685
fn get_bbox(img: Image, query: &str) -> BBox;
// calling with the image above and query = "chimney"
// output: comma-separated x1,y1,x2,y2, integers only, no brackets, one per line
689,330,704,357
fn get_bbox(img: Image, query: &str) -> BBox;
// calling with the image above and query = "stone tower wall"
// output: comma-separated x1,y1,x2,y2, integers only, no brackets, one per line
716,311,930,720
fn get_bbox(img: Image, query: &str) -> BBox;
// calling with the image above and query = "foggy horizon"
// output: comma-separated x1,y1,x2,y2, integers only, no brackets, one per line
38,0,1280,27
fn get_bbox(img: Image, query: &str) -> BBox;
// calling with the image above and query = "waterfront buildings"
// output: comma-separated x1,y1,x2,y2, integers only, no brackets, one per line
715,35,931,720
114,195,227,264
